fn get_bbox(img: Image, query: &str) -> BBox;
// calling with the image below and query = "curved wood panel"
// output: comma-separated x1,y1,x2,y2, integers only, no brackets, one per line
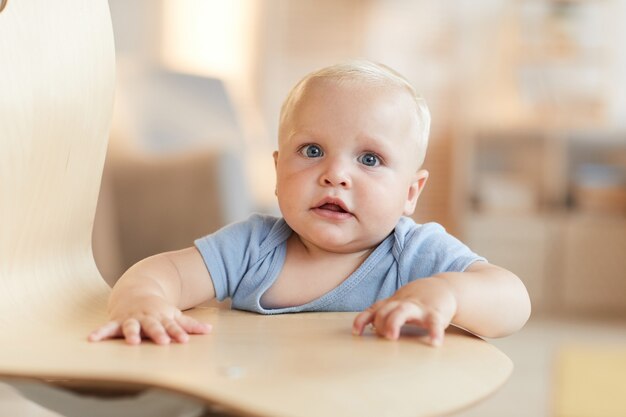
0,0,114,328
0,1,513,416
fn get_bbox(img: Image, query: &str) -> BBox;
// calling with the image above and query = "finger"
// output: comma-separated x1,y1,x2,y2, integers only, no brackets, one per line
177,315,212,335
140,317,171,345
162,318,189,343
88,321,121,342
122,318,142,345
425,312,447,347
353,299,388,335
373,301,401,337
352,310,375,336
384,303,426,340
430,329,444,347
352,299,387,336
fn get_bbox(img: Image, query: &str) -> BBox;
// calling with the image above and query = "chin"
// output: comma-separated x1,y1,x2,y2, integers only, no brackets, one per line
310,232,375,253
299,230,351,250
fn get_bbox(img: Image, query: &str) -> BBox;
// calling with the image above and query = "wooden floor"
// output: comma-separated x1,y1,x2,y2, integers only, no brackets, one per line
2,315,625,417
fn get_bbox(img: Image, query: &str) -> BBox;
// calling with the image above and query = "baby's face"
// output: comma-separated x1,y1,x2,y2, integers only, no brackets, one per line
274,79,428,253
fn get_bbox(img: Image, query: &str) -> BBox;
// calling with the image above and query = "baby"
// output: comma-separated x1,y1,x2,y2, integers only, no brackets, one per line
89,61,531,347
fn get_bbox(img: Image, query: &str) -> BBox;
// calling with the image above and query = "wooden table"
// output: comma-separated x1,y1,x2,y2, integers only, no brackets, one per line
1,306,512,417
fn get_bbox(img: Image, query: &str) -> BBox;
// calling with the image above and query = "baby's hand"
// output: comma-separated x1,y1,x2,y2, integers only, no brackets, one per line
352,277,457,347
88,295,212,345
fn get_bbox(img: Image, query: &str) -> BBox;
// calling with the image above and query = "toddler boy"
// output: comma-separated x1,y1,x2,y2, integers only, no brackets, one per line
89,61,531,347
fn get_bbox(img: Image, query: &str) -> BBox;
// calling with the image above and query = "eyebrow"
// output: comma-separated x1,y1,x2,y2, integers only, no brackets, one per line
355,134,392,150
286,126,323,141
287,128,394,156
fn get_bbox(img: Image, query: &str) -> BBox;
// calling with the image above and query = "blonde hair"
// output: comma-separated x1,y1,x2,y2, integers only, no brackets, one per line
279,60,431,167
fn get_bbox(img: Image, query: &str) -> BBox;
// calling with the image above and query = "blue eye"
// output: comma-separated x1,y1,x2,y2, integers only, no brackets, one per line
300,144,324,158
358,153,380,167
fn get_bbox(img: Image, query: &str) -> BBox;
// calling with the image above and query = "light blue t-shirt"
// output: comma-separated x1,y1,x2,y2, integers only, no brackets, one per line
194,214,485,314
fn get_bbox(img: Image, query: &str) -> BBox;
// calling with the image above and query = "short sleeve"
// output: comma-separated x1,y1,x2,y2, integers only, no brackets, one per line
395,220,486,284
194,214,278,301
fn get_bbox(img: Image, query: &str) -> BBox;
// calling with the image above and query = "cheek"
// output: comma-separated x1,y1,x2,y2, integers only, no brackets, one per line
277,166,298,186
275,161,295,189
276,168,310,204
359,178,409,213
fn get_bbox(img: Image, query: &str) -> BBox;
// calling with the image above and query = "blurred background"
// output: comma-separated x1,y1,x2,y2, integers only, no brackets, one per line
99,0,626,416
4,0,625,416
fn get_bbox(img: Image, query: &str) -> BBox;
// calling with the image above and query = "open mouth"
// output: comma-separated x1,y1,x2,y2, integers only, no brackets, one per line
317,203,348,213
312,198,353,219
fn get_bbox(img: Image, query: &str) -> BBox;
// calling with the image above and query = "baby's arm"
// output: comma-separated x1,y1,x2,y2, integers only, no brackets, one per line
88,247,214,345
353,262,531,346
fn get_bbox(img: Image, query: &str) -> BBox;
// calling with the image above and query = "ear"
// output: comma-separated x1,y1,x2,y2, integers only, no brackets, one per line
273,151,279,196
403,169,429,216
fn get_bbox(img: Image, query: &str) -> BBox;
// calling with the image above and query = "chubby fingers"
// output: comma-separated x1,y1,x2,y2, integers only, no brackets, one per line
177,314,213,335
352,301,384,336
353,300,448,346
352,301,407,338
88,321,123,342
424,313,446,347
132,315,212,345
88,314,212,345
377,301,424,340
160,315,213,344
138,317,170,345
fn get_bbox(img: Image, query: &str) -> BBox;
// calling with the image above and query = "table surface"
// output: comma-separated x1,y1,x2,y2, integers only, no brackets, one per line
0,307,512,417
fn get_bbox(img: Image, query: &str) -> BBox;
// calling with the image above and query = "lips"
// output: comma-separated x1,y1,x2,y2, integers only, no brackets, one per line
318,203,347,213
311,197,353,220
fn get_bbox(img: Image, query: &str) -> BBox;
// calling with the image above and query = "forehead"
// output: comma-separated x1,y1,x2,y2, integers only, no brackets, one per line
285,79,419,141
298,77,413,109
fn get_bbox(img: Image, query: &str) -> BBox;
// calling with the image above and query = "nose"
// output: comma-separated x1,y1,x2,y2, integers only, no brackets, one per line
319,158,352,188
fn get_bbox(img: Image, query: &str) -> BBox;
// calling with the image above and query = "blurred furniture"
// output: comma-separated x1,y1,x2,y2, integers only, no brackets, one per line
93,148,252,286
112,65,244,153
455,1,626,316
460,129,626,316
91,63,252,285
